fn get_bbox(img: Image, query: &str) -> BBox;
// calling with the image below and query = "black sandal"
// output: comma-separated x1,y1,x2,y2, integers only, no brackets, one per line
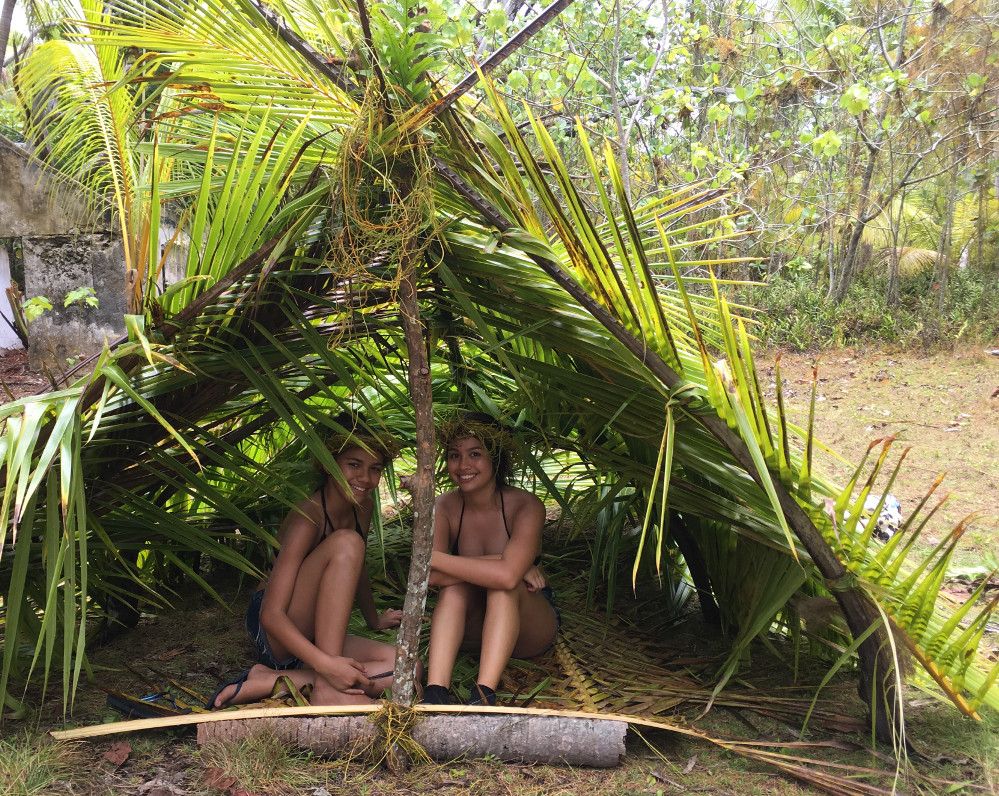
206,667,253,710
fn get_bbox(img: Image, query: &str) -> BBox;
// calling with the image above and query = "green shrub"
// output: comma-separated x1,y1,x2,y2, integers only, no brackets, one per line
733,265,999,351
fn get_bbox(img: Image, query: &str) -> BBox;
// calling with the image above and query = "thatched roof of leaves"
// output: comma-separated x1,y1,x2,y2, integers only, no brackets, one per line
2,0,996,758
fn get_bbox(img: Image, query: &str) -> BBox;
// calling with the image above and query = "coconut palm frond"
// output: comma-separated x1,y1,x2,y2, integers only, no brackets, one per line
873,247,940,276
859,198,940,253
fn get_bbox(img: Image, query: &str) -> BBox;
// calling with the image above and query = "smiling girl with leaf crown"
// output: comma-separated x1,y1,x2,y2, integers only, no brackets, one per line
208,415,414,709
422,413,559,707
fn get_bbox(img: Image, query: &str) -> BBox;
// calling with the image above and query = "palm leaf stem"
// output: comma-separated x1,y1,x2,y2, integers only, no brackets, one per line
246,0,361,96
433,0,576,116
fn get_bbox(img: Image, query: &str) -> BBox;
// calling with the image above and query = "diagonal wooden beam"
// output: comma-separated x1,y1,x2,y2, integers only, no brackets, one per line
432,0,576,117
246,0,362,96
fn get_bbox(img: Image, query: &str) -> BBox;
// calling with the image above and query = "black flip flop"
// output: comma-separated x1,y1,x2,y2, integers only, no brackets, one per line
206,667,253,710
106,691,192,719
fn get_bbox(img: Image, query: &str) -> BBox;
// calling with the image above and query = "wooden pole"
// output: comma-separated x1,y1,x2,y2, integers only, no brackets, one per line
393,251,435,709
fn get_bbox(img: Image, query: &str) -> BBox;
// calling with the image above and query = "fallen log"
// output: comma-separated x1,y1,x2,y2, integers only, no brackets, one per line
197,712,628,767
51,704,628,767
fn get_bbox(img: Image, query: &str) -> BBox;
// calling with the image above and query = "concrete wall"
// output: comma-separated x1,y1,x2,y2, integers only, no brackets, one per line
0,135,109,237
2,134,192,372
1,134,123,370
23,234,128,366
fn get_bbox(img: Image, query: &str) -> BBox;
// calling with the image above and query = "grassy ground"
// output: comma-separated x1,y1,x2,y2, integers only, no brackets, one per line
9,571,998,796
3,346,999,795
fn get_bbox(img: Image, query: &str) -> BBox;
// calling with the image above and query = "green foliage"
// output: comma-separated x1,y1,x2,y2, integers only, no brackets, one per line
739,266,999,351
3,0,998,743
21,297,53,323
64,287,98,309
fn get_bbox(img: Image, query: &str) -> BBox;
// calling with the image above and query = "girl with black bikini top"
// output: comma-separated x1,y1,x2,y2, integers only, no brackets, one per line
209,424,409,710
422,413,558,707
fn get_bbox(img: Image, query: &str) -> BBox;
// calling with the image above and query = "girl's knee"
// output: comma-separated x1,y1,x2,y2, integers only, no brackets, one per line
485,585,520,607
437,582,475,605
320,529,365,563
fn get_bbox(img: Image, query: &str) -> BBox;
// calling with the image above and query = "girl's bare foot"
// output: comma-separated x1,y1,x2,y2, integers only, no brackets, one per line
212,664,311,708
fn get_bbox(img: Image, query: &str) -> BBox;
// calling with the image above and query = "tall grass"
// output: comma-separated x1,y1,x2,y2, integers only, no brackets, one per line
0,733,80,796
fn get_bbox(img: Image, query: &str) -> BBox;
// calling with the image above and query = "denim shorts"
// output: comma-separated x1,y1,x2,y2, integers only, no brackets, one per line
539,585,561,634
246,590,302,670
538,585,561,654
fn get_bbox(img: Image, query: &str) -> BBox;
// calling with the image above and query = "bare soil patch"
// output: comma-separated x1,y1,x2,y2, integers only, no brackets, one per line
0,346,48,400
760,346,999,562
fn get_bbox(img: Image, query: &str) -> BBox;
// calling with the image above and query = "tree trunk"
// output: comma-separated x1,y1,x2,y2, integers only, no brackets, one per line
669,513,720,627
393,251,435,708
0,0,16,81
198,713,628,767
609,0,630,200
831,158,875,302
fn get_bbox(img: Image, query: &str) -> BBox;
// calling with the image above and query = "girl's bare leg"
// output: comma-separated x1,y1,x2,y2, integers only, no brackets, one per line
267,529,374,705
283,529,366,658
478,586,558,690
427,582,479,687
475,588,520,690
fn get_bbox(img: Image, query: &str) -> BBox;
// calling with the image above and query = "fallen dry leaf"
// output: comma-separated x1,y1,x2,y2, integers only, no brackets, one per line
204,767,237,791
103,740,131,766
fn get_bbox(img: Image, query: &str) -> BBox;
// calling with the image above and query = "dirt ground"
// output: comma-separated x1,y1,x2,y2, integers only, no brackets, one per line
762,346,999,566
0,346,49,400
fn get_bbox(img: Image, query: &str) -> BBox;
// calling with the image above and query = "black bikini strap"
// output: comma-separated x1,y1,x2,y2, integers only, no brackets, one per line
453,489,509,556
499,488,509,538
452,501,464,556
319,489,334,541
318,490,365,541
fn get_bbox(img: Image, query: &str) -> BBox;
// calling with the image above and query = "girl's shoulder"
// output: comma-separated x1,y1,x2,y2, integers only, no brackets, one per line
502,485,544,514
287,491,324,528
435,489,462,510
275,491,323,550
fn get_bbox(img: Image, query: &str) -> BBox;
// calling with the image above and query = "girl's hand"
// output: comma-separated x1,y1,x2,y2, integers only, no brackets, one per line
523,564,547,592
372,608,403,630
318,655,370,693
